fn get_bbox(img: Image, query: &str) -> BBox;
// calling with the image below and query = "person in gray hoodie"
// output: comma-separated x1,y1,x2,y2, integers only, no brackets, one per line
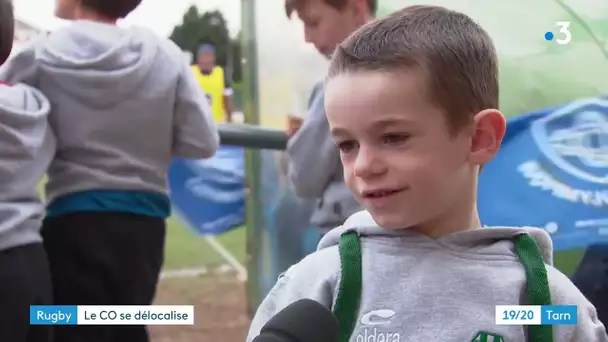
0,1,219,341
0,1,55,341
284,0,377,232
247,6,608,342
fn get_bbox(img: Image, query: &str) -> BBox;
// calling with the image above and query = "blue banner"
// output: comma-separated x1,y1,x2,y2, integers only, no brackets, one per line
479,97,608,251
168,146,246,235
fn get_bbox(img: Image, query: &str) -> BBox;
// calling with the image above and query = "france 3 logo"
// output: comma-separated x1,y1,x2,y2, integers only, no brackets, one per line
544,21,572,45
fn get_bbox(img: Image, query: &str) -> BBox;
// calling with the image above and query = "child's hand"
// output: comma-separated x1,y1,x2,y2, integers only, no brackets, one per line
287,115,303,138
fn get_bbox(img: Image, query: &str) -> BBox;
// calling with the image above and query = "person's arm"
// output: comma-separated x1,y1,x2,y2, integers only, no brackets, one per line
0,41,40,85
246,249,338,342
569,300,608,341
173,60,219,158
286,85,339,198
0,84,51,176
548,267,608,341
223,72,234,122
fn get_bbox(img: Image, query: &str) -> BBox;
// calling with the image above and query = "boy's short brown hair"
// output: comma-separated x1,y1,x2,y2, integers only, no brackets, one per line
285,0,377,17
82,0,141,19
328,5,498,133
0,0,13,64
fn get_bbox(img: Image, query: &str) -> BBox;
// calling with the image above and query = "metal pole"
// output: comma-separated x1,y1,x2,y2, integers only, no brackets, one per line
218,123,288,150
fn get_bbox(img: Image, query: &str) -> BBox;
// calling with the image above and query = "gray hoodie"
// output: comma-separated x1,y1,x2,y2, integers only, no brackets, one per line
0,20,219,204
286,83,361,231
247,210,607,342
0,83,54,251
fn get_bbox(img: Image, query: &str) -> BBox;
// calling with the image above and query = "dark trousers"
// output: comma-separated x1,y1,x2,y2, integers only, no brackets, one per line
0,242,53,342
41,212,166,342
571,244,608,325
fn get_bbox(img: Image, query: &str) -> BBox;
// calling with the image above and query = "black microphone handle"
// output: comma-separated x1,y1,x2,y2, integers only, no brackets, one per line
252,299,339,342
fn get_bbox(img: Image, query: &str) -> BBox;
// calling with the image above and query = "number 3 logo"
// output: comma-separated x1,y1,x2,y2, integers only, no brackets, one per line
556,21,572,45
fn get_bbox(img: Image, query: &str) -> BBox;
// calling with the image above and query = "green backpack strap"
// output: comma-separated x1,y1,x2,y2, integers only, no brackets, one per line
514,234,553,342
332,231,553,342
333,231,362,342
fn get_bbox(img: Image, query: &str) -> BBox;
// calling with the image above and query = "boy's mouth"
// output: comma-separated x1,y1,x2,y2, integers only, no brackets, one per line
362,187,406,199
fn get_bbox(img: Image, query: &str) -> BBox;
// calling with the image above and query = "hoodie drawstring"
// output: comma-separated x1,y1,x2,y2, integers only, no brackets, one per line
333,231,553,342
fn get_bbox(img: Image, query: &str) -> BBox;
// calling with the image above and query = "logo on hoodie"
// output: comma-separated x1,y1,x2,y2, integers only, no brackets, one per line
360,309,395,325
357,309,400,342
472,331,505,342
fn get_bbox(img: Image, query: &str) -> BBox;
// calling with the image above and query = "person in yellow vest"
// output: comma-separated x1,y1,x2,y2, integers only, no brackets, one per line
191,43,234,123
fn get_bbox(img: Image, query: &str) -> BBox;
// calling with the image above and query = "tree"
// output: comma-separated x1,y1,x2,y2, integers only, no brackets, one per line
169,6,241,82
229,31,242,83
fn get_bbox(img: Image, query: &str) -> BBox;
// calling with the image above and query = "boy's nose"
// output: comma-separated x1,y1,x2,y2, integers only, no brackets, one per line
353,147,386,178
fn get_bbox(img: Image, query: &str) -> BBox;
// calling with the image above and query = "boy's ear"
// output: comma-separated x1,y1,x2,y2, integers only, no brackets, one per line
0,0,14,65
468,109,506,165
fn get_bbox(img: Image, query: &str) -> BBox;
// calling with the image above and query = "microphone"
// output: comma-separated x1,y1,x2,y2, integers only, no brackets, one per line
253,299,339,342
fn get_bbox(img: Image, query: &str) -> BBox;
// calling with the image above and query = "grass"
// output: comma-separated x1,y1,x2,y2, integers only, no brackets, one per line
163,217,246,270
554,249,585,277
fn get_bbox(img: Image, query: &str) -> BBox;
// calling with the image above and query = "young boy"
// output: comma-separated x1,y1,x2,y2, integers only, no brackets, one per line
284,0,376,233
247,5,608,342
1,1,219,341
0,1,54,341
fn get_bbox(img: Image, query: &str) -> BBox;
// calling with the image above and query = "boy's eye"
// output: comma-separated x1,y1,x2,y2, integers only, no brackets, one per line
382,133,409,145
336,140,357,153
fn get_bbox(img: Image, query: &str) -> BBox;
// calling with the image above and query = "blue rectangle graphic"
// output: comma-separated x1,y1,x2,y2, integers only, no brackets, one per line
30,306,78,325
541,305,578,325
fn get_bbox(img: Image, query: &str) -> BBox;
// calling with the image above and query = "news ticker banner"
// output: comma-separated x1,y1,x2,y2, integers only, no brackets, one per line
495,305,578,325
30,305,193,326
31,304,576,326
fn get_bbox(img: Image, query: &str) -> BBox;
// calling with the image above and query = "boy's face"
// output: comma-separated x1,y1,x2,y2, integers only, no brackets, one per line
197,52,216,72
55,0,78,20
295,0,366,58
326,70,505,231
